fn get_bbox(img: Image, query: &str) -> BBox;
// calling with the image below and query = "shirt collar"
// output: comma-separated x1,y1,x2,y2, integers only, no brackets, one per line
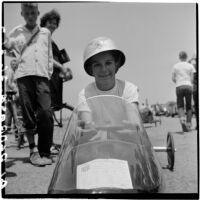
23,24,39,34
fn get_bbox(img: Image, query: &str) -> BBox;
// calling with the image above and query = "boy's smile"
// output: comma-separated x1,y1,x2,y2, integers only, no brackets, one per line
91,51,118,91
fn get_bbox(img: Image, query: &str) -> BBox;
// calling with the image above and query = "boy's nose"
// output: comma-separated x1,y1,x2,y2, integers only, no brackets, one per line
101,64,107,72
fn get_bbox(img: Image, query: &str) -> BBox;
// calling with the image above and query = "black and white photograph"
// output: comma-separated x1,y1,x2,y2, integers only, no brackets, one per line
1,1,198,198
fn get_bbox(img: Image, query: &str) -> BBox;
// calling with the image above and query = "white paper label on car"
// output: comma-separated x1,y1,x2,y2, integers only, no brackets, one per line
76,159,133,189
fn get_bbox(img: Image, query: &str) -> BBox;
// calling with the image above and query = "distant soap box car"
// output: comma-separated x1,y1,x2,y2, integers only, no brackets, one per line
165,101,178,117
151,104,167,116
48,95,175,194
140,107,161,127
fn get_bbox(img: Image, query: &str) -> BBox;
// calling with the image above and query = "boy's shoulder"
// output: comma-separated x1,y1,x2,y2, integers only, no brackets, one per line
40,27,51,34
117,79,137,88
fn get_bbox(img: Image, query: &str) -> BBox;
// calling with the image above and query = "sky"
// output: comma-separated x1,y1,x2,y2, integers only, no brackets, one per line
2,1,196,117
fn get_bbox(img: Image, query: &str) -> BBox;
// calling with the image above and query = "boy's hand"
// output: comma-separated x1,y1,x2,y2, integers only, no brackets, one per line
59,66,73,81
77,120,95,130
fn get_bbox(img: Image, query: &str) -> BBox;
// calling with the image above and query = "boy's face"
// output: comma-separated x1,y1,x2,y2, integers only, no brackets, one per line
21,6,39,27
91,51,118,90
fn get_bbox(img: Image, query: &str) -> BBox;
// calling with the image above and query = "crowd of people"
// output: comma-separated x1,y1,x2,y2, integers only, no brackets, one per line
4,3,72,166
4,3,197,168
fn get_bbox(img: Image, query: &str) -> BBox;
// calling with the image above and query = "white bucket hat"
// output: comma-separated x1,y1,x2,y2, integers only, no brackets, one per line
83,37,125,76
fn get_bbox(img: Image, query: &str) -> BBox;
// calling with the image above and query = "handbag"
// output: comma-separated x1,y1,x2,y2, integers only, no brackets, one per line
59,49,70,64
58,48,72,81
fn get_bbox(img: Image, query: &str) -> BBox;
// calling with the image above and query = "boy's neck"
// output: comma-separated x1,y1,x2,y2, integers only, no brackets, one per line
25,24,37,31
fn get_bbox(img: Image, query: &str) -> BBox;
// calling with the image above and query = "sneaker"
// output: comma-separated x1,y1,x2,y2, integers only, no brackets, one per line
30,152,46,167
181,123,188,132
186,122,192,131
50,145,60,155
180,118,188,132
42,156,53,165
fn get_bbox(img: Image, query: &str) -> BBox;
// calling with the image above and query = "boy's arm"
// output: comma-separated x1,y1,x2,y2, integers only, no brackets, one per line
171,67,176,83
48,33,53,78
190,70,194,84
191,65,196,84
77,90,93,129
53,59,63,70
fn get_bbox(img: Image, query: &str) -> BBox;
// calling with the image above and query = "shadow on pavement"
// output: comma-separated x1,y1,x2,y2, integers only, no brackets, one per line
174,131,184,135
5,156,30,166
174,128,197,135
6,145,29,150
144,124,155,128
6,171,17,178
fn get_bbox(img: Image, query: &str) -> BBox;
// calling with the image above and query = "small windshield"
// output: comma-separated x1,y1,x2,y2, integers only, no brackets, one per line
63,95,150,146
49,95,162,193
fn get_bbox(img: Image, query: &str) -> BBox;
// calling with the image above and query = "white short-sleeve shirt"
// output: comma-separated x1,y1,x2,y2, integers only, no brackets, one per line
172,61,196,87
77,79,139,112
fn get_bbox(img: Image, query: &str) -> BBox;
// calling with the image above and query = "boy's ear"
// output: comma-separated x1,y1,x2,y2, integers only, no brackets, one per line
21,11,23,17
37,11,40,16
116,59,120,68
115,58,121,73
91,68,94,76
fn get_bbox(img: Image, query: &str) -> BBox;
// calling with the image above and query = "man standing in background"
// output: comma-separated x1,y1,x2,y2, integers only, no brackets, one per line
4,3,54,166
172,51,196,132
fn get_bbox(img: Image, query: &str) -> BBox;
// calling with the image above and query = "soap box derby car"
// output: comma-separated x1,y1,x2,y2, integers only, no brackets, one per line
48,95,175,194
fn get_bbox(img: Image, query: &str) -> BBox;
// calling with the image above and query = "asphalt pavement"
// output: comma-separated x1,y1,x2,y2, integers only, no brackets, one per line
3,116,198,196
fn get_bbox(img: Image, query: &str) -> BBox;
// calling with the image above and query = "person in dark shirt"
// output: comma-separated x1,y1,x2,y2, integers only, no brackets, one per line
40,9,72,154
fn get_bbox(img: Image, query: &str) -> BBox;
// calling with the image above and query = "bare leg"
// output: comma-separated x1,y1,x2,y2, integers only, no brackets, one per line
186,109,193,127
178,107,187,132
178,107,185,121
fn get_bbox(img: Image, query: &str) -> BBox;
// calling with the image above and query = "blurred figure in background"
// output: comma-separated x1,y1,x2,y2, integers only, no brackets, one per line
5,59,26,147
172,51,196,132
188,54,197,129
5,59,19,136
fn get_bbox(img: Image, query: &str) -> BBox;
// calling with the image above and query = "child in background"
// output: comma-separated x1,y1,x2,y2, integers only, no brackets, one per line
4,3,54,166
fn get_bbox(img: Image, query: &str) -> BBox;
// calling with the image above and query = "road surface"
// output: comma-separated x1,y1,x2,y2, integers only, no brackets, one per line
3,116,198,195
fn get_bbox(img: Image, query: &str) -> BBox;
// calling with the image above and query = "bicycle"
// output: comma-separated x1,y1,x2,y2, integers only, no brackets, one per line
52,102,74,127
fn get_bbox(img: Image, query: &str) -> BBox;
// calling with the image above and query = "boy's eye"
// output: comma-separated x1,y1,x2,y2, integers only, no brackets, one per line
106,61,113,65
24,11,37,16
92,63,101,68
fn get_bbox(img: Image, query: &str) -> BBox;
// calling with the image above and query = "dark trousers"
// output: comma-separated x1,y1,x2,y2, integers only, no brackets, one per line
176,85,193,111
176,85,193,123
193,90,198,125
17,76,53,157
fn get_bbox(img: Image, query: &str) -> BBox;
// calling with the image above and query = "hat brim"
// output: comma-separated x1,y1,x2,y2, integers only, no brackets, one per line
84,50,125,76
